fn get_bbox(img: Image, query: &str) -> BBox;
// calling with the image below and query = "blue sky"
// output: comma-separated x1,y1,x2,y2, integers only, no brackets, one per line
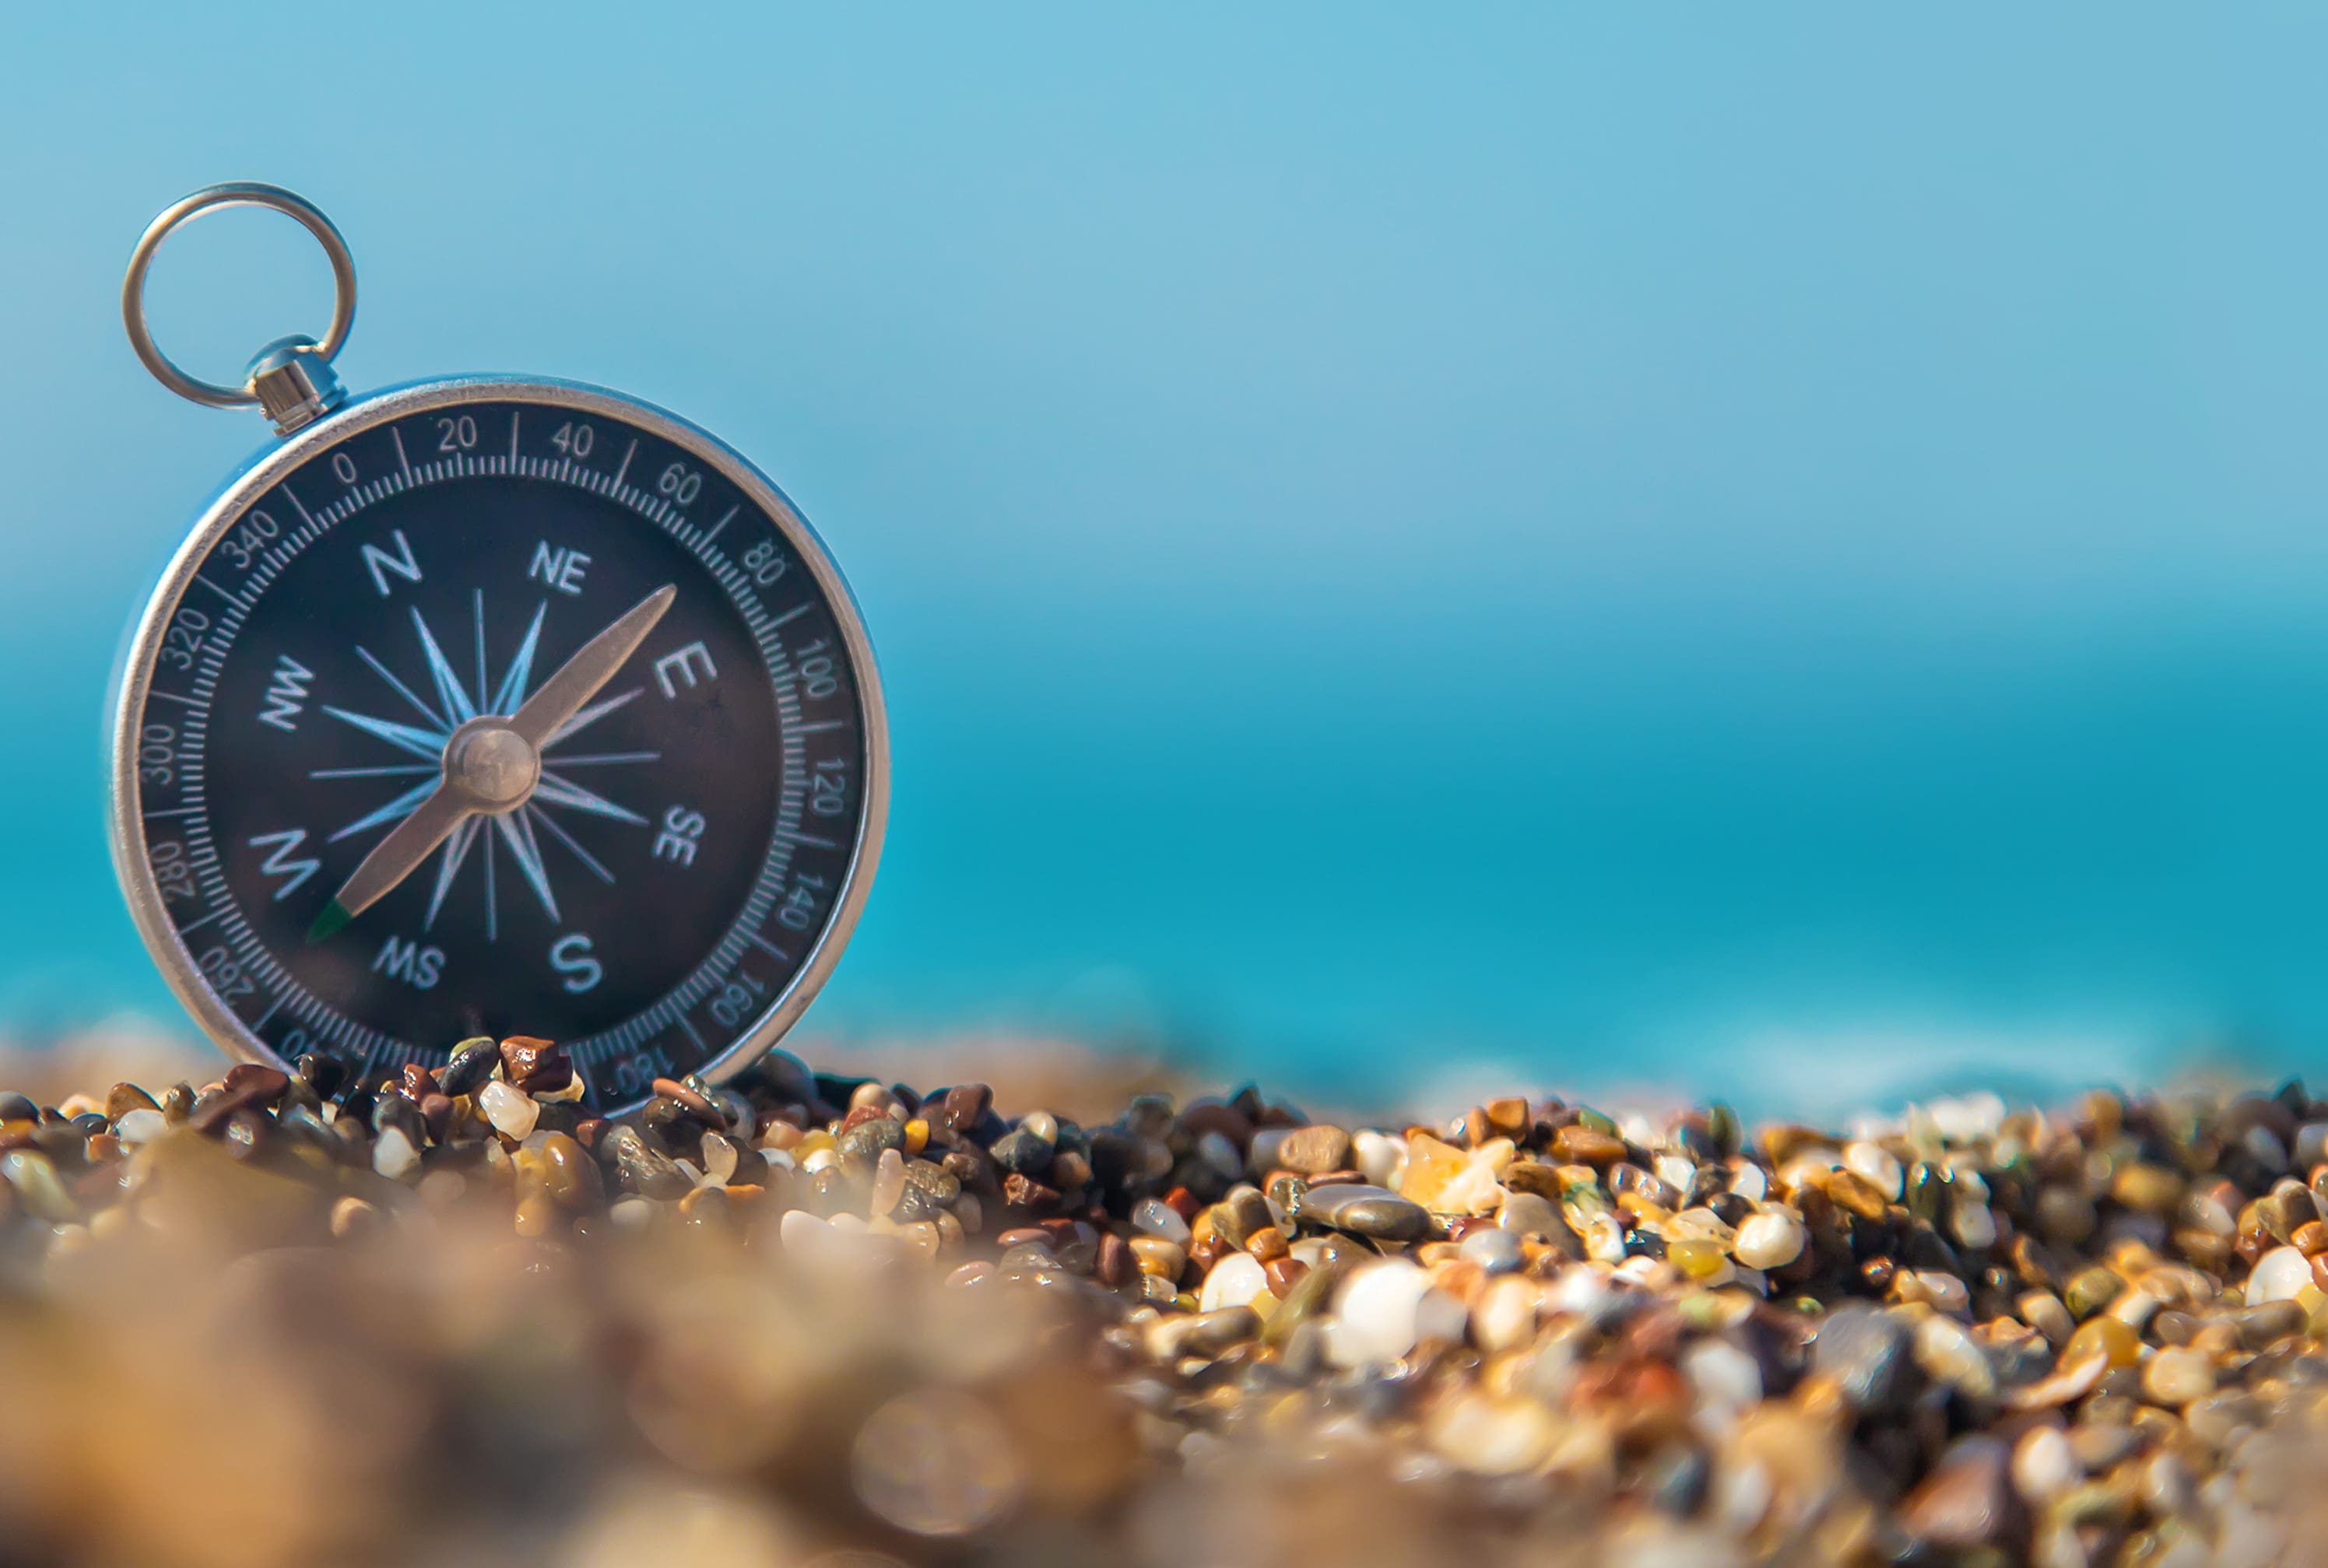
8,9,2328,1110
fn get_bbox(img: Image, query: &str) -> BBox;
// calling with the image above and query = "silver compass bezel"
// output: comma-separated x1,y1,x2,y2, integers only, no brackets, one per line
107,374,890,1110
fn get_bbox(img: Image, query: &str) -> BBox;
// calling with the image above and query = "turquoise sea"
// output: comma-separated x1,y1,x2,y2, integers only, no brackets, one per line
8,9,2328,1117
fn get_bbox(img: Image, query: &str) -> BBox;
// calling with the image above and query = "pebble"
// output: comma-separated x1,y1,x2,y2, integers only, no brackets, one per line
1842,1139,1903,1200
1733,1208,1805,1270
2246,1244,2312,1304
1472,1275,1539,1352
1458,1225,1524,1274
1812,1305,1913,1415
835,1115,905,1166
1276,1124,1351,1176
2011,1426,2078,1504
2143,1347,2217,1407
437,1038,500,1097
1900,1435,2014,1548
373,1125,420,1180
988,1126,1054,1177
476,1080,539,1140
113,1108,166,1145
1132,1198,1191,1245
1198,1251,1268,1313
1300,1183,1431,1241
1329,1261,1431,1366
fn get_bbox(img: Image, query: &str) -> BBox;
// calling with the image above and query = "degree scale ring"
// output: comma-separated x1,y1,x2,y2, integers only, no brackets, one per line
122,182,358,410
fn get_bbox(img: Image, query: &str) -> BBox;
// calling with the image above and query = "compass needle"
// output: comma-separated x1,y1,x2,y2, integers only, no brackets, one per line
112,207,882,1110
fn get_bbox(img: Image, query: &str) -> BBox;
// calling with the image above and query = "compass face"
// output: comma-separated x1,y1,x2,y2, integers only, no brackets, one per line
114,382,884,1111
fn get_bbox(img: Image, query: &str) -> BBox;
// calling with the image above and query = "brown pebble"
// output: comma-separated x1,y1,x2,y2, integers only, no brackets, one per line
1827,1170,1892,1220
499,1036,558,1079
1278,1124,1352,1176
515,1057,574,1097
188,1066,290,1134
1095,1232,1134,1289
418,1093,454,1144
328,1195,381,1239
995,1226,1050,1249
1178,1100,1254,1152
2293,1219,2328,1256
1484,1097,1530,1138
1899,1435,2017,1547
1264,1256,1308,1298
105,1082,157,1121
1247,1227,1290,1264
539,1132,604,1210
399,1063,439,1102
652,1078,722,1123
1001,1173,1059,1210
1551,1125,1627,1166
936,1082,992,1134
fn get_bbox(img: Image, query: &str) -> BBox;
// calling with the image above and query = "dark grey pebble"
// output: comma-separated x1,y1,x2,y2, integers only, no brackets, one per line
989,1126,1056,1177
901,1159,961,1205
1298,1184,1431,1242
0,1093,36,1122
436,1038,500,1098
836,1116,906,1166
1812,1303,1915,1416
293,1052,346,1100
602,1125,692,1200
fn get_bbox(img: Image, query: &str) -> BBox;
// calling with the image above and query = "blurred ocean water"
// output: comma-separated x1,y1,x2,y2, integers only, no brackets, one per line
6,8,2328,1115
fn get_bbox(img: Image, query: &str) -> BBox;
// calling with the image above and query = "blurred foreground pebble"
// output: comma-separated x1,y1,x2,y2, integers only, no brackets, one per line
3,1043,2328,1565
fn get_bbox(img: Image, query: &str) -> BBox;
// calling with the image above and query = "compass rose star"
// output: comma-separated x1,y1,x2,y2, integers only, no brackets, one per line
312,592,662,935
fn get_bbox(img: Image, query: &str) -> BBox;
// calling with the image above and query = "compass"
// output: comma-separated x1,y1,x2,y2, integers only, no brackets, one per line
109,184,887,1114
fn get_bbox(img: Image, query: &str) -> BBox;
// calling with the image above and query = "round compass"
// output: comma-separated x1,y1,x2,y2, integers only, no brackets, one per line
111,190,886,1113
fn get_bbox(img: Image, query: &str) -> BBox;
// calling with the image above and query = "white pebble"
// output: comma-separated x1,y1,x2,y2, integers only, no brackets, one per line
2243,1124,2290,1175
1019,1110,1058,1142
801,1146,837,1175
1199,1251,1269,1313
2012,1426,2077,1504
476,1079,538,1140
1951,1195,1999,1251
1132,1197,1192,1245
2247,1245,2313,1306
1471,1276,1539,1352
1682,1338,1762,1426
2295,1122,2328,1169
1912,1270,1971,1315
1733,1209,1806,1271
1459,1226,1525,1274
1550,1264,1615,1319
699,1131,739,1186
609,1197,655,1229
1843,1141,1904,1201
1329,1260,1431,1366
1353,1130,1403,1188
372,1125,420,1180
1726,1161,1768,1203
113,1109,166,1145
1927,1092,2006,1142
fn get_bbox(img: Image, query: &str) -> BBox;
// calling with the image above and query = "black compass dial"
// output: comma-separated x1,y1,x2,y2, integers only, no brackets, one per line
125,391,876,1110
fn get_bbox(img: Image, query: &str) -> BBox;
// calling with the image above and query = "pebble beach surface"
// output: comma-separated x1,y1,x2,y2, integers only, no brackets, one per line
3,1043,2328,1566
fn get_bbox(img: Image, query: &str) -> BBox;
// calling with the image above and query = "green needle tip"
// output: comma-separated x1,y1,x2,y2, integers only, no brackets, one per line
307,900,353,945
